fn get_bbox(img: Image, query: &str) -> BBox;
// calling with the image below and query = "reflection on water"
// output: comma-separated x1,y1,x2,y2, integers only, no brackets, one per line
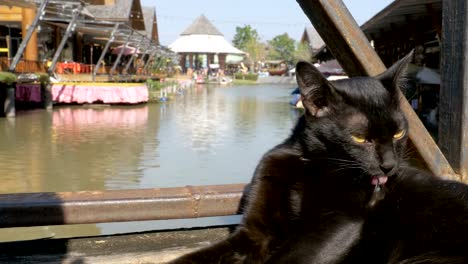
0,105,153,193
145,85,299,188
0,84,299,239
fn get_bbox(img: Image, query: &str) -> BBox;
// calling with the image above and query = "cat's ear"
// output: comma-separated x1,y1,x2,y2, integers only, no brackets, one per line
296,61,339,117
376,50,414,95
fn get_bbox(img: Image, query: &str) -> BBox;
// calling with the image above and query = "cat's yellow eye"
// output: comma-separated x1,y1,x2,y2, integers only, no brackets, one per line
351,135,366,143
393,130,406,139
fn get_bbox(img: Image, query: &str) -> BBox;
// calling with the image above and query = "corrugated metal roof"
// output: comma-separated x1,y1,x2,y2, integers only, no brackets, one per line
361,0,441,38
0,0,35,8
180,15,223,36
86,0,133,20
313,0,442,60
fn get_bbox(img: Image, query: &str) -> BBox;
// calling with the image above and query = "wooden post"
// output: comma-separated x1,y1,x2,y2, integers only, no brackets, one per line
179,54,186,73
296,0,456,179
4,85,15,118
21,7,38,61
438,0,468,180
44,83,53,111
9,0,48,72
218,54,226,72
208,54,215,65
188,54,194,70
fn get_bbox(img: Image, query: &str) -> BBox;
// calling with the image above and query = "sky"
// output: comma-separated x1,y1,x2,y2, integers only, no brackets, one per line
141,0,394,46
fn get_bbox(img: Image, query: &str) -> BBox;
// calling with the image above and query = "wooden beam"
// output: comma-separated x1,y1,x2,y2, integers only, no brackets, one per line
22,7,38,61
439,0,468,180
0,6,22,13
297,0,457,179
0,6,22,22
0,1,35,8
0,13,21,21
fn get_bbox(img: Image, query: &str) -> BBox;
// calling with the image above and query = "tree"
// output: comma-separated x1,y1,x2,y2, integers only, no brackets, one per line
245,38,266,72
293,42,313,64
267,33,296,65
232,25,260,51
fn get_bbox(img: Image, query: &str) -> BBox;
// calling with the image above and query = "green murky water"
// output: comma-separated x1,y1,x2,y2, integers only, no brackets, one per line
0,83,301,241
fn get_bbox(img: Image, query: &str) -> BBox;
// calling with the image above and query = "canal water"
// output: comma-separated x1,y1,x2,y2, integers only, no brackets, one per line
0,83,301,241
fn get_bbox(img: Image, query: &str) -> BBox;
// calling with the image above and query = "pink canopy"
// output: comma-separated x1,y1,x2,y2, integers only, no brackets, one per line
111,45,138,56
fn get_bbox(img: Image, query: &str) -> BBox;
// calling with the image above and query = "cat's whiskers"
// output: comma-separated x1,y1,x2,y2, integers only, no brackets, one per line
326,157,362,165
331,166,364,173
325,157,365,172
329,162,365,173
402,146,416,162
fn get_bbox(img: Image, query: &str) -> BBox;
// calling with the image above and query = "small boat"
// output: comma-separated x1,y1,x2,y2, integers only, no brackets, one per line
219,77,232,85
195,76,205,84
265,60,288,76
268,68,287,76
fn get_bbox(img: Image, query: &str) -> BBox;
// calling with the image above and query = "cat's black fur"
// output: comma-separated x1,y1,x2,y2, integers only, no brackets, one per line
170,52,468,264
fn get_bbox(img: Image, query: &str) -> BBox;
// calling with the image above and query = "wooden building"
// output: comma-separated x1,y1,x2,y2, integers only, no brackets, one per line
315,0,442,69
0,1,45,72
361,0,441,68
0,0,160,72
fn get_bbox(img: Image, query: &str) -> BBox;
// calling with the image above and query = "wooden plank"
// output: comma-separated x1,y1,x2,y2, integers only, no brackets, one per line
439,0,468,180
297,0,457,179
0,6,23,13
0,13,21,22
0,228,230,264
0,5,22,25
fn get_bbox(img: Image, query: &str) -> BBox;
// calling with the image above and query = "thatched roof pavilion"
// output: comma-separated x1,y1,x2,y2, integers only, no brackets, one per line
169,15,244,73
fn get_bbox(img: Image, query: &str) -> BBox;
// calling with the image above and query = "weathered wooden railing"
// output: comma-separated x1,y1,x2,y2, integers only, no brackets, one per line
0,57,46,73
0,58,145,76
0,184,245,228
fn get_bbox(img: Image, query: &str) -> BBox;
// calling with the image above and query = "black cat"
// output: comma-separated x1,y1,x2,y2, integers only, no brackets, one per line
170,52,468,264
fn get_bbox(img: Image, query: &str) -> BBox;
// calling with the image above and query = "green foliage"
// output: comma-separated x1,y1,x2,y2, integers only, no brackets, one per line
151,57,169,73
146,79,181,102
234,72,258,81
233,78,258,85
146,79,164,91
267,33,296,65
294,42,313,64
232,25,260,51
147,79,179,91
36,73,50,84
151,51,178,76
0,72,16,85
245,38,267,71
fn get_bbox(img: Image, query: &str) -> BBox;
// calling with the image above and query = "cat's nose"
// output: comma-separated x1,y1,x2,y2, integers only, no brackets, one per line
380,162,395,175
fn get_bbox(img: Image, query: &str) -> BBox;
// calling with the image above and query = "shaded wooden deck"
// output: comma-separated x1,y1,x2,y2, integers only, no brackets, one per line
0,228,230,264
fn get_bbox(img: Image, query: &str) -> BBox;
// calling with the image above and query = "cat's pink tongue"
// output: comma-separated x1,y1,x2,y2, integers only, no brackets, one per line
371,176,388,185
